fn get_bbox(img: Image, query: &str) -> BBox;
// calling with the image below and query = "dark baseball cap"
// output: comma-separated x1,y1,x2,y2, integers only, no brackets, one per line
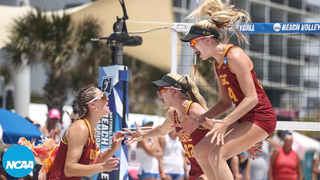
180,25,219,42
152,74,189,94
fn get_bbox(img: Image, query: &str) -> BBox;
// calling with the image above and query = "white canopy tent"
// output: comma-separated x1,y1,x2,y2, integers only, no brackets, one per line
292,131,320,159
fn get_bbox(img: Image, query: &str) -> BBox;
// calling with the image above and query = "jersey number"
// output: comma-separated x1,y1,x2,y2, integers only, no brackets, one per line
228,87,238,102
184,144,194,158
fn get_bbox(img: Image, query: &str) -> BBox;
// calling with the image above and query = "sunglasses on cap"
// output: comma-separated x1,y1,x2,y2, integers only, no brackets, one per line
86,92,107,104
158,86,182,93
190,35,214,46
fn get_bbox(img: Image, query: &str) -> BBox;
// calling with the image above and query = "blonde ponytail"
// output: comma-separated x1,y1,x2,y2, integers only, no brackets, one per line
168,74,208,110
187,0,251,45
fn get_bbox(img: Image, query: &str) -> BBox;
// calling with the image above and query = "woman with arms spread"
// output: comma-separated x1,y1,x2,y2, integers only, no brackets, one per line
48,85,124,180
174,0,277,179
125,73,213,180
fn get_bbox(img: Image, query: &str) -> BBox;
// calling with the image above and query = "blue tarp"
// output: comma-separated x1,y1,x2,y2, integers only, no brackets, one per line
0,108,43,145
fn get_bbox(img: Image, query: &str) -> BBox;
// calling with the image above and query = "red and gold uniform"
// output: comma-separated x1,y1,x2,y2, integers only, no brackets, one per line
48,119,98,180
214,44,277,136
174,101,210,180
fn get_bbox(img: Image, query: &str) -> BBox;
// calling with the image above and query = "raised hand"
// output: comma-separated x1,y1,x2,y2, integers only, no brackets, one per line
124,121,143,145
111,131,125,151
246,142,263,160
102,157,120,172
205,118,228,145
170,113,198,141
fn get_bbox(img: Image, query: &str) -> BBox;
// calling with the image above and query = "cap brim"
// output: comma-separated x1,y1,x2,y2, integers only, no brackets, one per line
152,79,171,87
180,33,200,42
142,120,154,125
49,115,60,119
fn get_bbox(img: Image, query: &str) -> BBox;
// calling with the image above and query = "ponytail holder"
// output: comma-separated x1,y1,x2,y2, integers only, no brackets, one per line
182,75,189,95
209,19,214,24
182,74,188,81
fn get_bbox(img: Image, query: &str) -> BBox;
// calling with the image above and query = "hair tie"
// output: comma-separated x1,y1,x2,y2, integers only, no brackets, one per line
209,19,214,24
182,74,189,84
182,75,189,95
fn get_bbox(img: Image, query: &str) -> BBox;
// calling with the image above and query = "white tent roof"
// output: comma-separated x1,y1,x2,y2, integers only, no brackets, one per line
0,1,177,72
0,5,34,49
0,3,92,49
292,131,320,151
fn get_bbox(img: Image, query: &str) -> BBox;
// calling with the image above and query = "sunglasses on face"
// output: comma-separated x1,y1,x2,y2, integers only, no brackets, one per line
86,92,107,104
190,35,214,46
158,86,182,93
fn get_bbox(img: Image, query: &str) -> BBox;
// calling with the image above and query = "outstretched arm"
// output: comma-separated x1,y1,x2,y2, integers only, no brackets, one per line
98,131,124,163
313,156,320,174
268,150,278,180
158,136,167,180
125,109,175,145
172,102,217,141
244,158,251,180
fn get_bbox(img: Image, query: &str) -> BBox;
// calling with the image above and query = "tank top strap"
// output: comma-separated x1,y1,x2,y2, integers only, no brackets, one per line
224,45,236,58
173,101,194,124
181,101,194,123
60,118,94,145
185,101,194,115
216,44,236,69
83,118,95,144
173,110,179,124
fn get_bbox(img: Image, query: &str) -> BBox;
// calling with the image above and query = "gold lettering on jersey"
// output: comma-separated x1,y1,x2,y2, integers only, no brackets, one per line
228,87,238,102
184,144,195,158
219,74,238,102
219,74,229,85
180,134,193,142
90,149,96,160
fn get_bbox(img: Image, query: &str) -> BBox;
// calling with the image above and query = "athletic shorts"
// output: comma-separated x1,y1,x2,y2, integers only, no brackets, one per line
166,173,185,179
238,117,276,137
138,170,160,179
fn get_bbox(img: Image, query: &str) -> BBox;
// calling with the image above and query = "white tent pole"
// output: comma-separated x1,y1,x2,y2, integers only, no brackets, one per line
14,53,30,117
171,24,178,74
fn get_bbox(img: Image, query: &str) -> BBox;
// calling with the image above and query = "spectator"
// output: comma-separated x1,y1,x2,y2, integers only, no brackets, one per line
128,123,141,180
159,130,187,180
227,152,251,180
62,100,80,139
45,109,62,143
250,138,279,180
25,116,43,132
269,135,303,180
136,116,162,180
313,152,320,180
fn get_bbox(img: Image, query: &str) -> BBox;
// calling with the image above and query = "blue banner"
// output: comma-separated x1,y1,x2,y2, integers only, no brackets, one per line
95,65,129,180
237,23,320,34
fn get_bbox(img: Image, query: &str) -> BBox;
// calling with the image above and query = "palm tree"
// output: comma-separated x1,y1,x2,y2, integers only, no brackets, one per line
69,16,112,92
40,12,75,112
5,8,171,116
0,64,13,109
5,9,109,115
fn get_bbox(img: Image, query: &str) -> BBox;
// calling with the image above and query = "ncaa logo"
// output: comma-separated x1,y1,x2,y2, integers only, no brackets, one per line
273,23,281,32
102,76,113,95
3,145,35,178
